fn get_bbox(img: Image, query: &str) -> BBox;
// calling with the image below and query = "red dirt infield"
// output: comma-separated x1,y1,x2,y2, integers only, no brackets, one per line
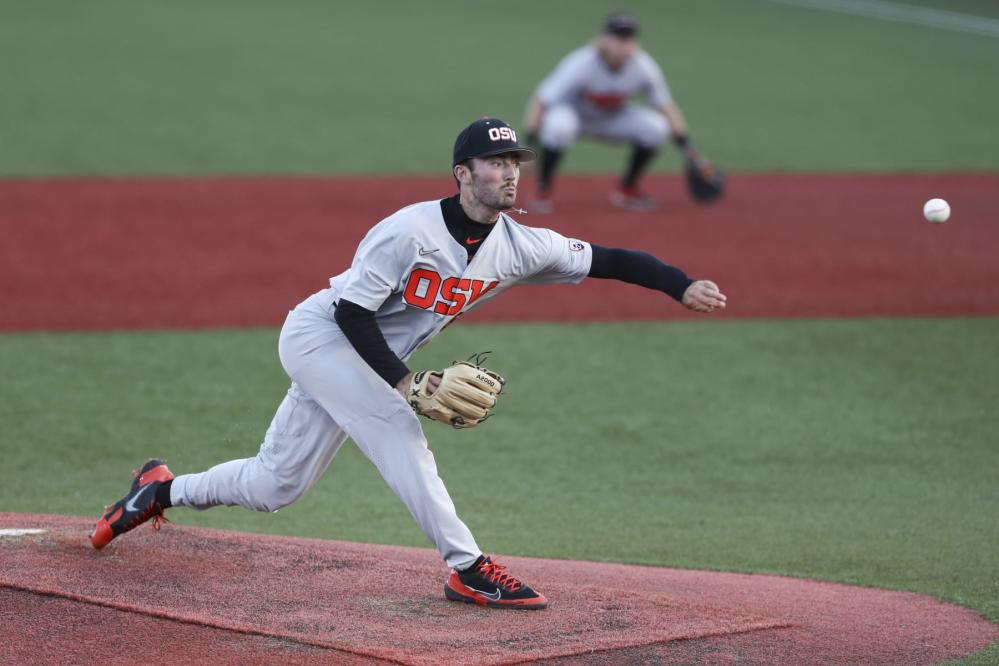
2,172,998,332
2,513,996,665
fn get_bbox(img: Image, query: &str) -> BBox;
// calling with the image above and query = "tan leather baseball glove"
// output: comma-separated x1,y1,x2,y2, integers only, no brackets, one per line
408,357,505,429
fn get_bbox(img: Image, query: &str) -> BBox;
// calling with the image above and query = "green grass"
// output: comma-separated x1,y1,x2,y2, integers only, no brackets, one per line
1,0,998,176
1,318,997,662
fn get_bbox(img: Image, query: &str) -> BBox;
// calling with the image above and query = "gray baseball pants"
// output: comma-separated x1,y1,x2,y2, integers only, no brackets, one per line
169,294,481,570
540,102,670,150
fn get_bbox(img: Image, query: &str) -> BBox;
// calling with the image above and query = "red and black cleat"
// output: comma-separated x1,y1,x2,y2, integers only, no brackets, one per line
90,459,174,550
609,185,657,211
444,555,548,609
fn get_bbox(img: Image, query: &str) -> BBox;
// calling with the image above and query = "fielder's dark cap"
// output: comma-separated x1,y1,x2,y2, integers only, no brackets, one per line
452,117,536,167
604,12,638,38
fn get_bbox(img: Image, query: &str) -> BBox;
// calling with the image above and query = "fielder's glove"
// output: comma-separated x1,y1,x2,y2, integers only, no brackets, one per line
673,134,725,203
408,354,505,429
685,154,725,203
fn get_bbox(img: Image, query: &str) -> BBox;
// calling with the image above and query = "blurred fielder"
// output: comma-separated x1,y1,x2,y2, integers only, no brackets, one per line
524,12,723,213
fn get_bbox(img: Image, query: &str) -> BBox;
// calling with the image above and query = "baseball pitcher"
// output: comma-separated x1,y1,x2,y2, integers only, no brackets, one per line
524,12,723,213
91,117,727,610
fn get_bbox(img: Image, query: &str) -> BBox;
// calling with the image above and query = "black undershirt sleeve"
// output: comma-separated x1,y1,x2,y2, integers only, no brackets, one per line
333,299,411,388
587,244,694,302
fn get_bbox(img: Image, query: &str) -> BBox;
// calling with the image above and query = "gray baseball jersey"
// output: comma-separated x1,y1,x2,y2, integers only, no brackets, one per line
536,44,672,113
327,200,593,360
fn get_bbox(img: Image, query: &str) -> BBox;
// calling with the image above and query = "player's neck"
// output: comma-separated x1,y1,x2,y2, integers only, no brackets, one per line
458,191,501,225
596,45,628,71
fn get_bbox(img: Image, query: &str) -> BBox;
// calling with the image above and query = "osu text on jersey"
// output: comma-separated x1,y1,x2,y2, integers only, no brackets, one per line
403,268,499,316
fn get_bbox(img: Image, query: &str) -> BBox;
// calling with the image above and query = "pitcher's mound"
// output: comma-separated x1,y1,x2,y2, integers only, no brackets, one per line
1,513,994,665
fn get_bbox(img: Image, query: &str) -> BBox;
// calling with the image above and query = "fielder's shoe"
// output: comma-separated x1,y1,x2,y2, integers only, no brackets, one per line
444,555,548,609
90,459,174,550
527,191,554,214
609,185,657,211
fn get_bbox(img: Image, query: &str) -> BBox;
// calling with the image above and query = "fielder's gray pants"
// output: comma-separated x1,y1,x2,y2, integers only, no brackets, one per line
540,102,670,151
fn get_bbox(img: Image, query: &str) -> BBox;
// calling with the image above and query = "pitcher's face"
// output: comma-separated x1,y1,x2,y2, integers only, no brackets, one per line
466,154,521,211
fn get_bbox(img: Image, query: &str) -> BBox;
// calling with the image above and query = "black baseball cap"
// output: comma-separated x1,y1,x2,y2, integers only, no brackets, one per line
604,12,639,38
452,117,536,167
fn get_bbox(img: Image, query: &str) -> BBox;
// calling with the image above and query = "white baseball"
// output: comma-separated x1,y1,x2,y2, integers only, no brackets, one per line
923,198,950,224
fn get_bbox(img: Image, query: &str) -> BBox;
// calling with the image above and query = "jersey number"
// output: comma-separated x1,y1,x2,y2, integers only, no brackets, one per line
403,269,499,315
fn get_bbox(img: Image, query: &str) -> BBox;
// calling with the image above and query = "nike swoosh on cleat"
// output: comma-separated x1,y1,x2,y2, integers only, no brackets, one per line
467,586,501,602
124,484,155,513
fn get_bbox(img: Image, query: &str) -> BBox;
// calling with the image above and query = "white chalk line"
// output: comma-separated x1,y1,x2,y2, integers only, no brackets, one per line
0,528,48,538
764,0,999,39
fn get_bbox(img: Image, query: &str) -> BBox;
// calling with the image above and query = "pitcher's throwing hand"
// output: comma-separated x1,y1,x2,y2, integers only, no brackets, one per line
683,280,727,313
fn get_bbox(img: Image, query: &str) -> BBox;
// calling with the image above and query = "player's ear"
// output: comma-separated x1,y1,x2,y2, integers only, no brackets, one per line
454,163,470,185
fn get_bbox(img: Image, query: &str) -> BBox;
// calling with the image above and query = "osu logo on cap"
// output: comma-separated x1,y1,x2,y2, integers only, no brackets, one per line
487,127,517,142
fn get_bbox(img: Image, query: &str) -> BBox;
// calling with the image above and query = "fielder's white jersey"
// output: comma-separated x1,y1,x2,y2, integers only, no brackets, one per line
536,44,672,113
326,200,593,360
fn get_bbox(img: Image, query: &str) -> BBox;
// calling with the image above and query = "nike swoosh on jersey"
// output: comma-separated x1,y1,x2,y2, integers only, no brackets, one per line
124,484,154,513
465,236,483,245
467,585,501,602
419,247,440,255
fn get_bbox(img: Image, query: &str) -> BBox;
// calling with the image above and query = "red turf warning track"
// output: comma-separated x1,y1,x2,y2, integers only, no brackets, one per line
1,173,997,332
1,514,996,665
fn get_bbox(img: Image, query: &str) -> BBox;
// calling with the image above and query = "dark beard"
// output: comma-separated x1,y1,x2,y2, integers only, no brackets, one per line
475,184,515,211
